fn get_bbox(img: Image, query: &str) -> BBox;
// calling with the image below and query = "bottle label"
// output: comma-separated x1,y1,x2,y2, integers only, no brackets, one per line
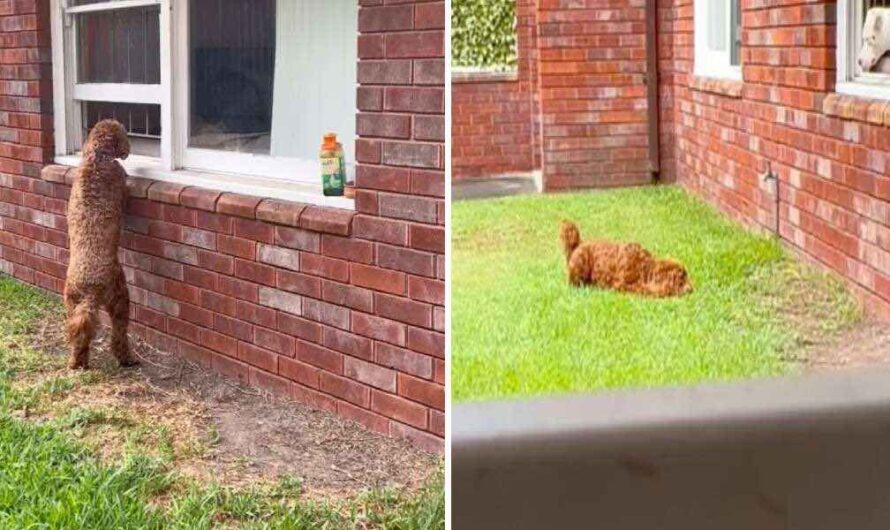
321,155,344,195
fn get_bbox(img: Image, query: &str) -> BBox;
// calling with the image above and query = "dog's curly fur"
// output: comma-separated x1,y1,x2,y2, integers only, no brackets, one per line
64,119,136,369
559,220,692,298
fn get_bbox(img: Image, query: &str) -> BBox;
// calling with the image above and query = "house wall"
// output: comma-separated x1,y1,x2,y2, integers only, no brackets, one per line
451,0,540,180
0,0,445,451
450,0,656,189
662,0,890,315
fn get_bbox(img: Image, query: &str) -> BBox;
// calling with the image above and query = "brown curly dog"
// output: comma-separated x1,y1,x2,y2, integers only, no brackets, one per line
64,119,136,369
560,220,692,298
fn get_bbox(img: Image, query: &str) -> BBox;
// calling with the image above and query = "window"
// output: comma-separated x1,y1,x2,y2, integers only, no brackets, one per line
694,0,742,80
50,0,357,201
837,0,890,100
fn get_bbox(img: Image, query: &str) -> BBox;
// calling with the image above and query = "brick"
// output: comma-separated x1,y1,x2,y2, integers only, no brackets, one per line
371,390,427,429
233,218,274,244
378,244,435,277
257,244,300,272
344,357,396,392
218,276,258,303
353,215,408,245
249,368,290,398
214,314,253,341
277,269,322,298
351,263,406,295
234,259,276,286
218,235,256,260
378,193,438,223
409,224,444,253
320,372,370,407
279,357,321,388
217,193,261,218
299,206,354,236
236,301,277,329
297,340,343,374
181,227,216,250
300,253,349,282
398,373,443,410
197,250,234,274
291,384,338,413
321,234,374,264
258,286,302,316
278,313,323,343
390,421,442,453
376,343,433,380
211,354,249,386
201,290,236,316
202,329,238,357
352,312,406,346
303,298,350,330
408,276,444,305
238,342,278,373
147,181,185,204
376,293,432,328
323,327,374,361
275,226,320,252
180,187,221,211
322,280,375,313
256,199,306,226
337,401,390,435
407,326,444,359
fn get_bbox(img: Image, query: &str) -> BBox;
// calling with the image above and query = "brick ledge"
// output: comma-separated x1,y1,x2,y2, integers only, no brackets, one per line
41,165,354,236
823,93,890,127
690,77,744,98
452,69,519,84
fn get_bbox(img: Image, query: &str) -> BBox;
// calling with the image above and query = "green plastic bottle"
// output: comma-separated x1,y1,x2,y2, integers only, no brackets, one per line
320,133,345,197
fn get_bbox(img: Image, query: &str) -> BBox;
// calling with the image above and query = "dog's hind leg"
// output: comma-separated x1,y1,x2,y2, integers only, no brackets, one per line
65,291,96,370
107,271,136,367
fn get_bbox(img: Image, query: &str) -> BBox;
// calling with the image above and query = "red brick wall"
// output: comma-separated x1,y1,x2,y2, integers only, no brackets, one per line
451,0,655,189
537,0,652,190
451,0,540,180
0,0,445,451
662,0,890,315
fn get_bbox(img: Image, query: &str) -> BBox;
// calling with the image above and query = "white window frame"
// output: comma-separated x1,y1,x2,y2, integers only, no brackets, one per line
837,0,890,101
49,0,355,209
694,0,742,81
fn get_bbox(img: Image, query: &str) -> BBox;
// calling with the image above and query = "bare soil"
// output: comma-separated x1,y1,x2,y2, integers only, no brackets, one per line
18,314,439,500
802,320,890,373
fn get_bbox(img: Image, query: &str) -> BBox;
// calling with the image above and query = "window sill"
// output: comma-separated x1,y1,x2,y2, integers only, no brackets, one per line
690,76,744,98
452,69,519,84
54,154,355,211
42,161,356,237
823,93,890,127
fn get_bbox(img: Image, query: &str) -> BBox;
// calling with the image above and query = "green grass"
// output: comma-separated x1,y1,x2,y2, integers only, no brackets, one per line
0,275,444,529
452,186,860,402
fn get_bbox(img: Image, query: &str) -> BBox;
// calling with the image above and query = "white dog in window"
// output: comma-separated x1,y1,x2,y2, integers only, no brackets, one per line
859,8,890,73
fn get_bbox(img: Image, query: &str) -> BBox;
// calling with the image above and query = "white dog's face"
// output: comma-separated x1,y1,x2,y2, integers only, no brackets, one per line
859,9,890,71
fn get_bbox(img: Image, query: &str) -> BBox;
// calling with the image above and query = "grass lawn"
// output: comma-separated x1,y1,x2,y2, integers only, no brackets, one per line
0,276,443,529
452,185,860,403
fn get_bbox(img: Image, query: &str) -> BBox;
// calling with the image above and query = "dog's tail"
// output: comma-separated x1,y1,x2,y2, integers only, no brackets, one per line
559,220,581,262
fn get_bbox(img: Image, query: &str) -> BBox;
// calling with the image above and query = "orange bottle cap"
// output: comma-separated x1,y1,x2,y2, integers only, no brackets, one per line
322,133,338,150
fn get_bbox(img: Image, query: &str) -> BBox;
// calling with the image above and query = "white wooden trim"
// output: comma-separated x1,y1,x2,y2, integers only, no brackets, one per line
694,0,742,81
836,1,890,101
55,154,355,210
159,0,173,170
72,83,162,104
50,0,68,156
64,0,159,15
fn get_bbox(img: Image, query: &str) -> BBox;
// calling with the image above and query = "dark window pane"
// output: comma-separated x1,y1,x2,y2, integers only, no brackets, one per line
188,0,276,153
77,6,161,84
81,102,161,157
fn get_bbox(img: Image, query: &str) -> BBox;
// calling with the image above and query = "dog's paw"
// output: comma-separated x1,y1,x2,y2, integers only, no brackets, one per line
117,357,140,368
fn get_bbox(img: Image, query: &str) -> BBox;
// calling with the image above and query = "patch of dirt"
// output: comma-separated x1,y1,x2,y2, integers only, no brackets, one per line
17,313,439,500
801,320,890,373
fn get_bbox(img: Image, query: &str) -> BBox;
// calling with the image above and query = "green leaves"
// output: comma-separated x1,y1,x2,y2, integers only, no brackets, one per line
451,0,518,69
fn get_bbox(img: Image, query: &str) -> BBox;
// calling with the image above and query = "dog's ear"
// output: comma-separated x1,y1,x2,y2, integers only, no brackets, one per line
875,11,885,33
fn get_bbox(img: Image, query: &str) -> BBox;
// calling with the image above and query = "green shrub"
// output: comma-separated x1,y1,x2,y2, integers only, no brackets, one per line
451,0,518,69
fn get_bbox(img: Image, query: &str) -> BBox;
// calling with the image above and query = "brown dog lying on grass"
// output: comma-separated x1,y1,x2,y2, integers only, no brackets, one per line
560,220,693,297
64,119,137,369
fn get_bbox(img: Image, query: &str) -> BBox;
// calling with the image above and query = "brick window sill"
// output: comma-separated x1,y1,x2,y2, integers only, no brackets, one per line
452,69,519,84
690,76,744,98
41,164,355,236
823,93,890,127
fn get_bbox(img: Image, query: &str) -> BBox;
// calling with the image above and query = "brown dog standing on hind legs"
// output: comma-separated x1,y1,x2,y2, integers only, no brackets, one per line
559,220,693,298
64,119,137,369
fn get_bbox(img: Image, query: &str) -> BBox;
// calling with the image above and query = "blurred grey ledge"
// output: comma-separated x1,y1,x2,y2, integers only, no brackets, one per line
453,370,890,529
452,174,541,201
